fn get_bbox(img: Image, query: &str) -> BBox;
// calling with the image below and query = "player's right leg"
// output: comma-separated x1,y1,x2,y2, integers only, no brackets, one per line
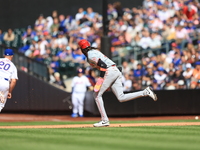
143,87,157,101
71,94,78,118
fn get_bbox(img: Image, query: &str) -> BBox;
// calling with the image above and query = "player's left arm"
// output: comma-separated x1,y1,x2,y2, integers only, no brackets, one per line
93,59,107,92
8,79,17,99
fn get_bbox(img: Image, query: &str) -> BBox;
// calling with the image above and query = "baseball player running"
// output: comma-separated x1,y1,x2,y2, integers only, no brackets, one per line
0,49,18,112
78,39,157,127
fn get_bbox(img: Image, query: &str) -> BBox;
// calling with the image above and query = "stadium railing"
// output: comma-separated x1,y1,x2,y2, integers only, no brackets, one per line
0,44,49,81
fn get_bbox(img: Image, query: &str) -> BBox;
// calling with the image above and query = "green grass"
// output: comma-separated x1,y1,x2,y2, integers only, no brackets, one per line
0,120,200,150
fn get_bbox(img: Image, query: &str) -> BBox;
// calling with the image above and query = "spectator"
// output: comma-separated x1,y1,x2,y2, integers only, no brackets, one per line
172,68,185,87
182,63,193,88
138,30,152,49
86,68,97,87
22,26,36,43
121,61,131,75
177,79,186,89
53,72,66,89
133,63,144,79
154,67,167,88
151,80,161,90
52,10,58,19
122,73,132,92
190,61,200,88
161,24,172,40
65,15,78,32
55,31,68,49
72,48,86,65
58,14,67,33
34,14,46,32
113,1,124,20
58,45,73,62
3,28,15,46
50,17,60,34
182,2,197,21
172,51,182,68
38,36,48,57
45,16,54,33
50,55,60,73
129,56,139,70
24,39,38,58
150,32,162,49
107,3,118,20
0,29,4,44
75,7,85,22
86,7,96,22
175,25,189,46
164,79,176,90
142,65,155,87
195,80,200,89
20,26,36,52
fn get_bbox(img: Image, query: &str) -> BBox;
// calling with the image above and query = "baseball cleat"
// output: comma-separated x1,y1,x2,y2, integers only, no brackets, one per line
93,120,110,127
144,87,157,101
71,113,78,118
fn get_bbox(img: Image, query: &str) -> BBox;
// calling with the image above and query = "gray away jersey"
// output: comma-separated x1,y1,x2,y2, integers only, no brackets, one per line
87,50,115,69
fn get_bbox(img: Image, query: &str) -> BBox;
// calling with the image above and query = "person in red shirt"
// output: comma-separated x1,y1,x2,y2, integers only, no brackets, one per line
182,3,196,20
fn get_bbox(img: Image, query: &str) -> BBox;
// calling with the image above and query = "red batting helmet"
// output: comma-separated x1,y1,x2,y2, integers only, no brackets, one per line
78,39,91,49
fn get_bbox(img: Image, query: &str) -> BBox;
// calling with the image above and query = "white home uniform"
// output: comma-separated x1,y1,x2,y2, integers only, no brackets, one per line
0,58,18,111
71,75,91,116
87,49,157,122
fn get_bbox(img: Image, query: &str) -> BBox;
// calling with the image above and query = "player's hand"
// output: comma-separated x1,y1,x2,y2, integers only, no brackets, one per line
7,93,12,99
89,86,94,91
94,77,104,92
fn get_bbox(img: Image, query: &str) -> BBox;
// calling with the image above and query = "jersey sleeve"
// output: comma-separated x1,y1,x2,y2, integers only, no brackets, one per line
71,77,76,87
85,77,91,87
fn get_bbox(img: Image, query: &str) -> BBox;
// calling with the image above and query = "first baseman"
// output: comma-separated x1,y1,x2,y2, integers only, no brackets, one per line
0,49,18,112
78,39,157,127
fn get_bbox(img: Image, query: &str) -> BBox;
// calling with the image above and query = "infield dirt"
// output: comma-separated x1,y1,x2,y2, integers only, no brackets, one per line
0,114,199,129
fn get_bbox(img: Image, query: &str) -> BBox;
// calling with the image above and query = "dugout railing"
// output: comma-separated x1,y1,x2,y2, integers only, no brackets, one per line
0,44,49,81
112,36,200,65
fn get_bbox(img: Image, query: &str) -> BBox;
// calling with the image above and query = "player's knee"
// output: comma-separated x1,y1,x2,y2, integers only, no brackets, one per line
95,96,99,102
117,94,125,102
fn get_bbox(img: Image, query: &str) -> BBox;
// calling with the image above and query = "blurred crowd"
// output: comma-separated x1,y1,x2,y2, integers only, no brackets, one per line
1,0,200,90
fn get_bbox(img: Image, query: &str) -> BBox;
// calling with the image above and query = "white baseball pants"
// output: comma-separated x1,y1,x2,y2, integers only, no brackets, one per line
94,66,145,121
72,92,85,116
0,77,9,111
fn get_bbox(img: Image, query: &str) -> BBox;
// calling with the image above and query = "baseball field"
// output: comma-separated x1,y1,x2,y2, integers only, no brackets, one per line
0,114,200,150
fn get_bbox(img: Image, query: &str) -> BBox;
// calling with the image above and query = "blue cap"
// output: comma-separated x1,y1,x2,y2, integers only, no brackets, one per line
158,67,164,71
4,49,14,56
153,80,157,83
